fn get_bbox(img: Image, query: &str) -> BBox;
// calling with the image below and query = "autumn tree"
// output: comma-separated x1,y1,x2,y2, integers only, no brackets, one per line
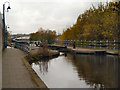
60,1,120,41
30,27,56,44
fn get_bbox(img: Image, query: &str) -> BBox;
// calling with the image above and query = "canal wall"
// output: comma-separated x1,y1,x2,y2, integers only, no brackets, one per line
22,56,48,88
48,45,119,55
67,47,119,55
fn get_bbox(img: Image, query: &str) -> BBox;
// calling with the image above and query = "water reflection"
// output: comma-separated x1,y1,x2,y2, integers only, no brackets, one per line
67,54,119,88
33,60,49,75
32,54,119,88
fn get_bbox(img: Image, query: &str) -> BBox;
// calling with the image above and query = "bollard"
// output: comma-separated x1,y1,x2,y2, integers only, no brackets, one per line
73,41,76,49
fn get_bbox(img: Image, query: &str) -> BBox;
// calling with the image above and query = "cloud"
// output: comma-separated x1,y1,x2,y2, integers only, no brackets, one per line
0,0,112,34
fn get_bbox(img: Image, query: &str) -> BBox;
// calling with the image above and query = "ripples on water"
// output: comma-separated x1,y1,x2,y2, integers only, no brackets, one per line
32,53,120,88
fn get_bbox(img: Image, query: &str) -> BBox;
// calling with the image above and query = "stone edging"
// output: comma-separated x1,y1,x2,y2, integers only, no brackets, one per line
22,56,49,89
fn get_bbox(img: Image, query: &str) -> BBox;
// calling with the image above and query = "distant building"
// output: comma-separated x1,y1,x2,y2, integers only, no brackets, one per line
12,35,30,42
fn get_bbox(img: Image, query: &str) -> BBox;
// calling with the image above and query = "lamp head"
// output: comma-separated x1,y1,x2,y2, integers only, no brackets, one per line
7,6,11,9
7,6,11,12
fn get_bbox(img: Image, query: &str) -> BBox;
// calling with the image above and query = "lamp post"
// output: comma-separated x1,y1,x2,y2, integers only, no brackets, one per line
2,1,11,50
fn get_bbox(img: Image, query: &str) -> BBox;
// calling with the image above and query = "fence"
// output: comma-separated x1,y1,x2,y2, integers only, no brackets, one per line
14,40,120,53
15,42,30,53
55,40,120,50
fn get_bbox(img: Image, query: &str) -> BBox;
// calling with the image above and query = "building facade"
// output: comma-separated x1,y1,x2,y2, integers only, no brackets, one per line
0,12,3,51
0,12,2,89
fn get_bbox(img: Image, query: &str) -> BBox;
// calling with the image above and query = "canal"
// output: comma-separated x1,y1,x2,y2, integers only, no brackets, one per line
31,53,120,88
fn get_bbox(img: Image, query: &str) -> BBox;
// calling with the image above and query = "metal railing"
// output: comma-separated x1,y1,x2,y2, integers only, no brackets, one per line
55,40,120,50
15,42,30,53
15,40,119,54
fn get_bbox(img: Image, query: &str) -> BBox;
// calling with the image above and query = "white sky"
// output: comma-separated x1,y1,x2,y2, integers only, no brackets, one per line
0,0,114,34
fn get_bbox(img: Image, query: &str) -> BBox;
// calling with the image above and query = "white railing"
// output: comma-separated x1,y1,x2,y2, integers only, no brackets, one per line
20,40,120,51
55,40,120,50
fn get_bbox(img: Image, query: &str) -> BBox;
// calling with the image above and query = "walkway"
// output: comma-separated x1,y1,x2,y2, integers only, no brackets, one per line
68,47,119,55
2,47,37,88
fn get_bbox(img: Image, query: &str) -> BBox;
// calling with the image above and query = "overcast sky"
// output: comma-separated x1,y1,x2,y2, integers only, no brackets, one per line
0,0,115,34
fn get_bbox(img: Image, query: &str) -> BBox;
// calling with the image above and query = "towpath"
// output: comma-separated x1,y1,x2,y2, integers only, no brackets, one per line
2,47,37,88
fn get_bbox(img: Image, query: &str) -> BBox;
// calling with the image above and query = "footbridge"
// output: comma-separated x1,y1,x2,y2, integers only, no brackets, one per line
11,40,120,55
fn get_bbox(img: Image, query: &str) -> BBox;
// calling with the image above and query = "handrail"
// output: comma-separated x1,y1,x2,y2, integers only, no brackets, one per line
15,42,30,54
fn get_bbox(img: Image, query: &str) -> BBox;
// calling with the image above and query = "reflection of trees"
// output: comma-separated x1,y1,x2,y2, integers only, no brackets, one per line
33,56,59,75
35,60,49,75
67,54,119,88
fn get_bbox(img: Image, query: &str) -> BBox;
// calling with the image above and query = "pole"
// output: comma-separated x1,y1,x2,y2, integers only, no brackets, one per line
3,4,6,50
2,1,11,50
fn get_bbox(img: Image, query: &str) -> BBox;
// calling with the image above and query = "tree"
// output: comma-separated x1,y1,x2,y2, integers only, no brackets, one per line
60,1,120,41
30,28,56,44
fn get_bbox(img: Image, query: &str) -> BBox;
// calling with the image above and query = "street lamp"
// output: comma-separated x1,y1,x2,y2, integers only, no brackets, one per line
3,1,11,50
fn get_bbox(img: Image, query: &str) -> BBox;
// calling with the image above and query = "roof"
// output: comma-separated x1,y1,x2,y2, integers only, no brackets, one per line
16,36,30,40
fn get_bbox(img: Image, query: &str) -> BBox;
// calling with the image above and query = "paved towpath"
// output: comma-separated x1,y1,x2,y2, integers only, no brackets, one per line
2,47,37,88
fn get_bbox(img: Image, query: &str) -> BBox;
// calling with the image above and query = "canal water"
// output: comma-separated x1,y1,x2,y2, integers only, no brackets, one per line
31,53,119,88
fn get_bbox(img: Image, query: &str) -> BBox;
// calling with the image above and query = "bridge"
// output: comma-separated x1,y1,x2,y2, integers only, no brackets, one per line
11,38,120,56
